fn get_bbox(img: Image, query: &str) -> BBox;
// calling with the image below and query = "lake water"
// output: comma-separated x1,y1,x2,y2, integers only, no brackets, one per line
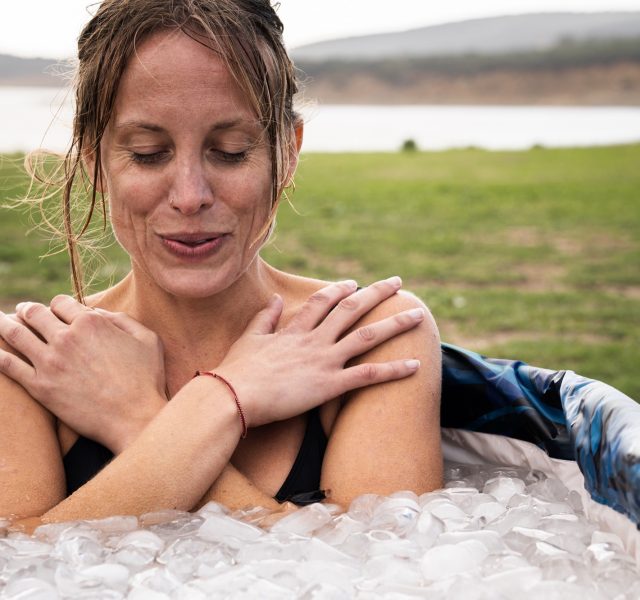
2,86,640,153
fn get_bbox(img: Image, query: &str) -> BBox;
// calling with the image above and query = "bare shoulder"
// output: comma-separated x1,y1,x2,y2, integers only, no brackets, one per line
0,334,55,431
0,340,65,517
354,288,440,348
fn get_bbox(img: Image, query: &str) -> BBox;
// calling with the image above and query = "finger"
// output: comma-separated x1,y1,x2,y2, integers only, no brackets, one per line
0,347,36,386
285,280,358,333
319,276,403,339
336,307,425,359
49,294,91,324
0,310,51,357
244,294,284,335
338,358,421,392
0,311,46,362
93,308,154,338
14,302,66,342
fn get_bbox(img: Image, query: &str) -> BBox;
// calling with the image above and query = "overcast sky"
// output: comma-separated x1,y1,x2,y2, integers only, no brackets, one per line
1,0,639,59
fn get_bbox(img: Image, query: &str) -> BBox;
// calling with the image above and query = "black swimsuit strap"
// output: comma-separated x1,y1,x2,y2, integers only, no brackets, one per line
274,407,328,505
63,407,328,506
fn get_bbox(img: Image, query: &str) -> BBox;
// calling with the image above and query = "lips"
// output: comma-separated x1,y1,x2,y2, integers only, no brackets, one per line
160,232,229,259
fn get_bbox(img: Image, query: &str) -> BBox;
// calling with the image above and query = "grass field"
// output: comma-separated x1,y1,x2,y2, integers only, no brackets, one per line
1,145,639,399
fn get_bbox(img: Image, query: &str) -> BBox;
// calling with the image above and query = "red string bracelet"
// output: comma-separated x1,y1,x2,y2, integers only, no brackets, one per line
194,371,248,439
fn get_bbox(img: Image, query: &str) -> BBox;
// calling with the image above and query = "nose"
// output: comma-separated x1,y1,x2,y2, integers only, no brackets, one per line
168,158,214,215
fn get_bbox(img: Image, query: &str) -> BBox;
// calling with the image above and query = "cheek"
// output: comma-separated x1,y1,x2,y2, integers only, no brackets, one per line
105,173,160,222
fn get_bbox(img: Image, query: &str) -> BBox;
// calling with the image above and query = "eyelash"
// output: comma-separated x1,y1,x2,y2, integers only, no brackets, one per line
130,150,248,165
130,152,168,165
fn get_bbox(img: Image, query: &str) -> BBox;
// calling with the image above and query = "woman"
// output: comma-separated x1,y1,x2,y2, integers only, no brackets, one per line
0,0,442,527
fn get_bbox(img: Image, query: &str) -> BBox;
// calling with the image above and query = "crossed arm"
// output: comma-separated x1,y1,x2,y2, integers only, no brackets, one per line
0,280,441,526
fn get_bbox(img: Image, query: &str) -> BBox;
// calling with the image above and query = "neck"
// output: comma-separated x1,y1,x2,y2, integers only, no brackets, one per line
107,257,278,385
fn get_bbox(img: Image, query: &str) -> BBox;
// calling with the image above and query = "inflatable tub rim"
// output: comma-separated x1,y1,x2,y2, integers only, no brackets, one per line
441,427,640,567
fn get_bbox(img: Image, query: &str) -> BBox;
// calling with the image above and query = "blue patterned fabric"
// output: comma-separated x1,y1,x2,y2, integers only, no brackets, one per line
440,342,640,527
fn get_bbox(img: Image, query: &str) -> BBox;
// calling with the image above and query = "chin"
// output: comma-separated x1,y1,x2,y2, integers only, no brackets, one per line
154,267,241,300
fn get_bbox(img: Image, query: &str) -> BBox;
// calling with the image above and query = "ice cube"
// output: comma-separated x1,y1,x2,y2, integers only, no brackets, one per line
414,509,444,549
51,529,105,567
438,529,506,553
370,497,419,535
526,478,570,503
296,560,359,590
347,494,382,523
483,476,526,503
483,566,543,594
590,530,625,550
421,498,467,522
113,530,165,568
315,514,366,546
299,582,353,599
363,554,422,586
524,540,569,564
2,576,60,599
421,540,488,580
270,503,332,536
301,537,352,562
486,505,541,536
198,513,263,546
539,555,592,584
471,500,507,524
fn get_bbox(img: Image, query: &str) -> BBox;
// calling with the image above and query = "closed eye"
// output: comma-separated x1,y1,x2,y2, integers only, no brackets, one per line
130,151,170,165
216,150,248,163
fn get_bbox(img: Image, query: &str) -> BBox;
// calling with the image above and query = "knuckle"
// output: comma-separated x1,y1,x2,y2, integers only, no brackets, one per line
360,363,378,381
0,353,12,372
340,281,357,292
5,325,22,345
24,303,45,319
388,362,400,379
50,294,71,308
356,325,376,342
395,312,413,327
338,296,359,311
50,328,71,348
43,353,65,372
373,280,391,291
308,291,329,305
76,310,100,327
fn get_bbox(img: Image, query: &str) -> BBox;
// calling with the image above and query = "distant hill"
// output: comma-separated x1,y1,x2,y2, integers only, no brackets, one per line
296,36,640,106
291,12,640,61
3,12,640,105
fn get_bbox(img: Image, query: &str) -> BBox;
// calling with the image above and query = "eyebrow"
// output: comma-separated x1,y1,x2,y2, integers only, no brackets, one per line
113,119,246,133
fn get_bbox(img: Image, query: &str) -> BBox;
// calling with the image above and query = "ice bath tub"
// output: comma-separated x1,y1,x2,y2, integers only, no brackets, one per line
1,343,639,598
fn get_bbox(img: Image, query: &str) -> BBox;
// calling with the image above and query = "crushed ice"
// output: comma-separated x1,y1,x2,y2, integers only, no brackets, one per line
1,463,639,599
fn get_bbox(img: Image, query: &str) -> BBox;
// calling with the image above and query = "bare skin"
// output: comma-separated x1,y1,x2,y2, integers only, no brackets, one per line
0,30,442,528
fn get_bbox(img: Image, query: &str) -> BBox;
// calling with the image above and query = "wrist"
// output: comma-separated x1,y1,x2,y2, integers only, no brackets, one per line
194,371,248,437
110,391,167,455
188,374,247,439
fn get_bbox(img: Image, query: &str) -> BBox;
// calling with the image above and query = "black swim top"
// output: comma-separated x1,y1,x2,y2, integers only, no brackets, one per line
62,407,328,507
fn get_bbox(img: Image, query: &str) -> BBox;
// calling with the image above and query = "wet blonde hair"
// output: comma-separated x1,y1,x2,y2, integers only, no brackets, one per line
28,0,298,301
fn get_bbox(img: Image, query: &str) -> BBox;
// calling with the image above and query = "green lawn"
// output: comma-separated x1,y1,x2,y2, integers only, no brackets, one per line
1,145,639,398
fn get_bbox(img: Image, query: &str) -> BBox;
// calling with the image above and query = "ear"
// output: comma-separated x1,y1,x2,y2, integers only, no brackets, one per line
82,145,106,194
285,122,303,186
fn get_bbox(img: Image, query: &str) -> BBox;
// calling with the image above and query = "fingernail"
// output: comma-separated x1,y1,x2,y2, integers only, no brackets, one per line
15,302,25,312
387,276,402,288
405,359,421,370
408,308,425,320
343,280,357,289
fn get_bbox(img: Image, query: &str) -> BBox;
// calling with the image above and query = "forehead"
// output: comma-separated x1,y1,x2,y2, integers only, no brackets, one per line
114,29,255,122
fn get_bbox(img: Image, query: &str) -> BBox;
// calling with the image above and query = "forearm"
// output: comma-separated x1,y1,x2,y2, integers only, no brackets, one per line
195,463,281,512
42,377,243,523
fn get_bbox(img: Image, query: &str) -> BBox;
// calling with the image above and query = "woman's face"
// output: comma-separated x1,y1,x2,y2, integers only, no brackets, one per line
99,30,284,298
